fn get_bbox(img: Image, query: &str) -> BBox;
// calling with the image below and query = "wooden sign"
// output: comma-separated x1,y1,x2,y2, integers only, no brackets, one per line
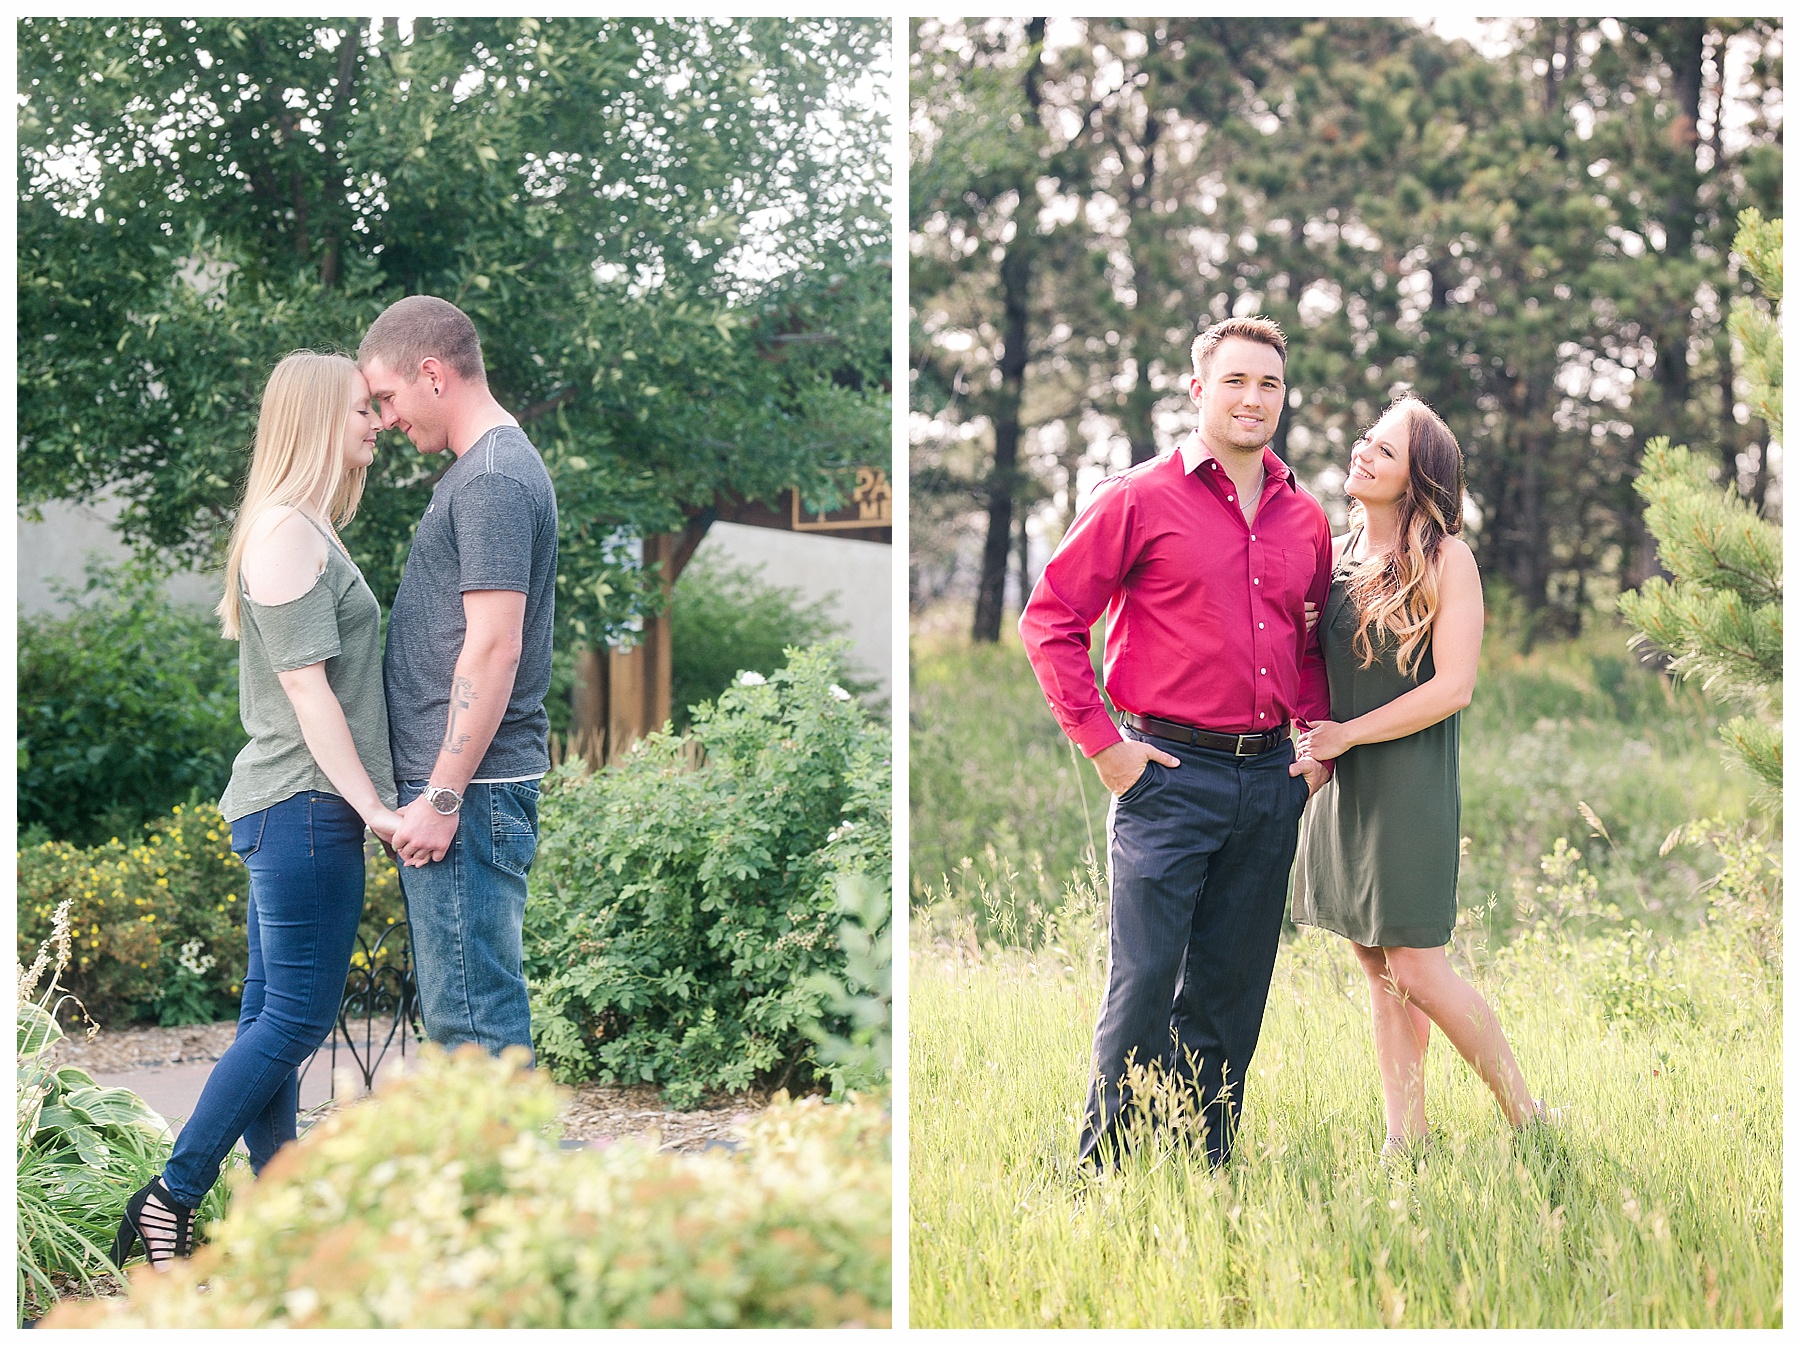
792,466,892,532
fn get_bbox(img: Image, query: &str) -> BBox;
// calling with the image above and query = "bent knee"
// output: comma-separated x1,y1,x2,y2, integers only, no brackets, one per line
1381,946,1449,995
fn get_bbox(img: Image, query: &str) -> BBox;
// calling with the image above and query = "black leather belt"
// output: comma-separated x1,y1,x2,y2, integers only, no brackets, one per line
1121,711,1288,757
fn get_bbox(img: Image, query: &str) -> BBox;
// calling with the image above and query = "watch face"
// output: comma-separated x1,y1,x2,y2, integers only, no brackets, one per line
429,789,460,815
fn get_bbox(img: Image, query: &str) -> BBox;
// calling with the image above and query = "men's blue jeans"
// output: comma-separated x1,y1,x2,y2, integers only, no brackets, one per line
395,779,539,1059
161,791,364,1208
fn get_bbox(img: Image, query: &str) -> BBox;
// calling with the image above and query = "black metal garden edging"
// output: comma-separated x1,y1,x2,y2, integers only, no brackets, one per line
297,921,422,1102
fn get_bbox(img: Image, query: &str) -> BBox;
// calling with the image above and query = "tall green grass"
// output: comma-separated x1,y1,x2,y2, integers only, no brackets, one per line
909,876,1781,1327
909,619,1778,1327
910,621,1751,936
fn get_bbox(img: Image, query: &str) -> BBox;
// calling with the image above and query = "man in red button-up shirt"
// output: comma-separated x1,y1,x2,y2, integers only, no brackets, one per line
1020,316,1331,1169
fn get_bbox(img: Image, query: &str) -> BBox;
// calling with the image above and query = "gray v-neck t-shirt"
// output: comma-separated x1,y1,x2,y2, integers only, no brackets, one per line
383,425,558,783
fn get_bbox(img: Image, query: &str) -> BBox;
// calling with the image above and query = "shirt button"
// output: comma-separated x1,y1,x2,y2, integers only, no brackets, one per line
1258,622,1265,629
1253,577,1260,585
1260,668,1267,675
1226,494,1235,502
1260,713,1266,719
1250,534,1256,541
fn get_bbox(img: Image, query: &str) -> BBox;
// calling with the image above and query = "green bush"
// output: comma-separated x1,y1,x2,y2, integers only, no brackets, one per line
45,1046,892,1328
800,874,893,1099
526,644,892,1104
541,552,856,741
17,801,408,1028
669,553,850,730
18,560,244,846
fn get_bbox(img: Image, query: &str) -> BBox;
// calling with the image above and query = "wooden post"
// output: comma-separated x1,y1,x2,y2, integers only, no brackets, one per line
571,648,607,767
570,532,681,767
606,640,648,762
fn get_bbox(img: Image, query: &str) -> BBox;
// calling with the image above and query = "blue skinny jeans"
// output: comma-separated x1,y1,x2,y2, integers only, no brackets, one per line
161,790,364,1208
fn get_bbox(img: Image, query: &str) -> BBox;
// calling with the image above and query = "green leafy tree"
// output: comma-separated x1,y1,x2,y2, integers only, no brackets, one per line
909,19,1783,640
19,18,889,646
909,17,1056,640
1616,212,1781,796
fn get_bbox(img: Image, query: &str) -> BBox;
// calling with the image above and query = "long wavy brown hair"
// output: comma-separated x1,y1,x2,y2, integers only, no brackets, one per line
1345,396,1466,678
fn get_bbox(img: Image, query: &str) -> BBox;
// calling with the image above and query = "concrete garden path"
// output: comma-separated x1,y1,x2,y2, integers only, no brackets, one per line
54,1020,760,1151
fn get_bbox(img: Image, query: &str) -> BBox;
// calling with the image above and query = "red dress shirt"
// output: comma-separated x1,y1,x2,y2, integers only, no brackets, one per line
1020,433,1333,758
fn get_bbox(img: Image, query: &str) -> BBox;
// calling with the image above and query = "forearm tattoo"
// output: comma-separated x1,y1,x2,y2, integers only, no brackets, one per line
444,675,476,754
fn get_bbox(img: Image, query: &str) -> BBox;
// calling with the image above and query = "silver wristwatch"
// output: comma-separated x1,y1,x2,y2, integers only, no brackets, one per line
425,785,464,816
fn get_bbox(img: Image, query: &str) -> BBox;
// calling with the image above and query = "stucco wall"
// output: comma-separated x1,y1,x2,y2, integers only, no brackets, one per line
19,506,892,700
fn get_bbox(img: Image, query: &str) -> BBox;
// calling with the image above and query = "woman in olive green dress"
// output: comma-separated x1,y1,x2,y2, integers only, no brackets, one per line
1292,396,1547,1156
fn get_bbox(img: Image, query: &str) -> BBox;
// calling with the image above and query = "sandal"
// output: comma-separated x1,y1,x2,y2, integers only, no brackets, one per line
110,1175,194,1272
1380,1127,1432,1163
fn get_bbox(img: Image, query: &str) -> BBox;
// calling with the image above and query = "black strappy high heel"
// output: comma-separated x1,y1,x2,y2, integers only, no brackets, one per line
110,1176,195,1271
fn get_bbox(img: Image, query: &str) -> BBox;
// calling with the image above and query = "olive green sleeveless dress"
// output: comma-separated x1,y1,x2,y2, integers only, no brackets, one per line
1292,535,1460,948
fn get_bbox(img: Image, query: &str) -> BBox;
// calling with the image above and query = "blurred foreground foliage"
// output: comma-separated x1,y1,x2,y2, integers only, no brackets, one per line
16,902,239,1324
45,1046,890,1329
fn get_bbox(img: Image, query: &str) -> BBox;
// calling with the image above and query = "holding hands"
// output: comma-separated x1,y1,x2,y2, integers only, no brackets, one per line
364,799,455,868
1296,719,1354,763
365,806,406,868
389,795,460,868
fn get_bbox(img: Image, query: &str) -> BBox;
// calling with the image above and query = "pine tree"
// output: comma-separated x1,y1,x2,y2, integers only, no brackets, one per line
1615,211,1782,796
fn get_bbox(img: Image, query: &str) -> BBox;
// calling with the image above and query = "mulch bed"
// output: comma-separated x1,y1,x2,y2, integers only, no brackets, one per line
47,1020,769,1151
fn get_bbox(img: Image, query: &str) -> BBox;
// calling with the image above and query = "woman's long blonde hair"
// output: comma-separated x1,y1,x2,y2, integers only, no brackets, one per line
217,352,366,639
1345,396,1466,678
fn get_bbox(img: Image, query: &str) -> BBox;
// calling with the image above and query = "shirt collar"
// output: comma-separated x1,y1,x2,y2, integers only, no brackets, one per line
1176,431,1293,486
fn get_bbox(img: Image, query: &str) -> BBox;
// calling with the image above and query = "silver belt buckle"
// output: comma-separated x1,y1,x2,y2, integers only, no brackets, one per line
1235,733,1258,756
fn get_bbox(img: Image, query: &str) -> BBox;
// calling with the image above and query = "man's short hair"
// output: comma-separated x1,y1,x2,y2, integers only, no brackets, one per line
358,294,486,383
1191,315,1288,381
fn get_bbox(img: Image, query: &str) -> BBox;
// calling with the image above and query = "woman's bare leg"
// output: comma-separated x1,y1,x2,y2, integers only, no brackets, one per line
1383,945,1534,1127
1351,941,1432,1142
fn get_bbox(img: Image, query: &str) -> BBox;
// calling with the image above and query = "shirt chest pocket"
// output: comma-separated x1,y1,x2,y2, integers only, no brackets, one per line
1270,544,1318,618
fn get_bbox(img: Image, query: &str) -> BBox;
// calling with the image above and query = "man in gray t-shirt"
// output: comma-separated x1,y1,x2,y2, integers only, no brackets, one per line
384,425,558,783
359,295,558,1058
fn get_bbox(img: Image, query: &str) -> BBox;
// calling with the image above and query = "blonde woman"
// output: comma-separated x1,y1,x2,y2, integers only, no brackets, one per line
112,352,402,1268
1292,396,1548,1157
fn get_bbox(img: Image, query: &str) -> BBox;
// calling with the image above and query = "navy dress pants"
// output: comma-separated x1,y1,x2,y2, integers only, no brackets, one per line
1078,730,1310,1169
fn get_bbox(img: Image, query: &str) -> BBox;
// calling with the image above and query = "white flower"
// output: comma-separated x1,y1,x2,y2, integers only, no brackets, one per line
736,671,766,686
829,684,852,702
178,938,217,978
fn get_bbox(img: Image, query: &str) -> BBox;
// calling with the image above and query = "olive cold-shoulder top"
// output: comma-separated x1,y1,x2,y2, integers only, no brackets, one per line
217,514,398,823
